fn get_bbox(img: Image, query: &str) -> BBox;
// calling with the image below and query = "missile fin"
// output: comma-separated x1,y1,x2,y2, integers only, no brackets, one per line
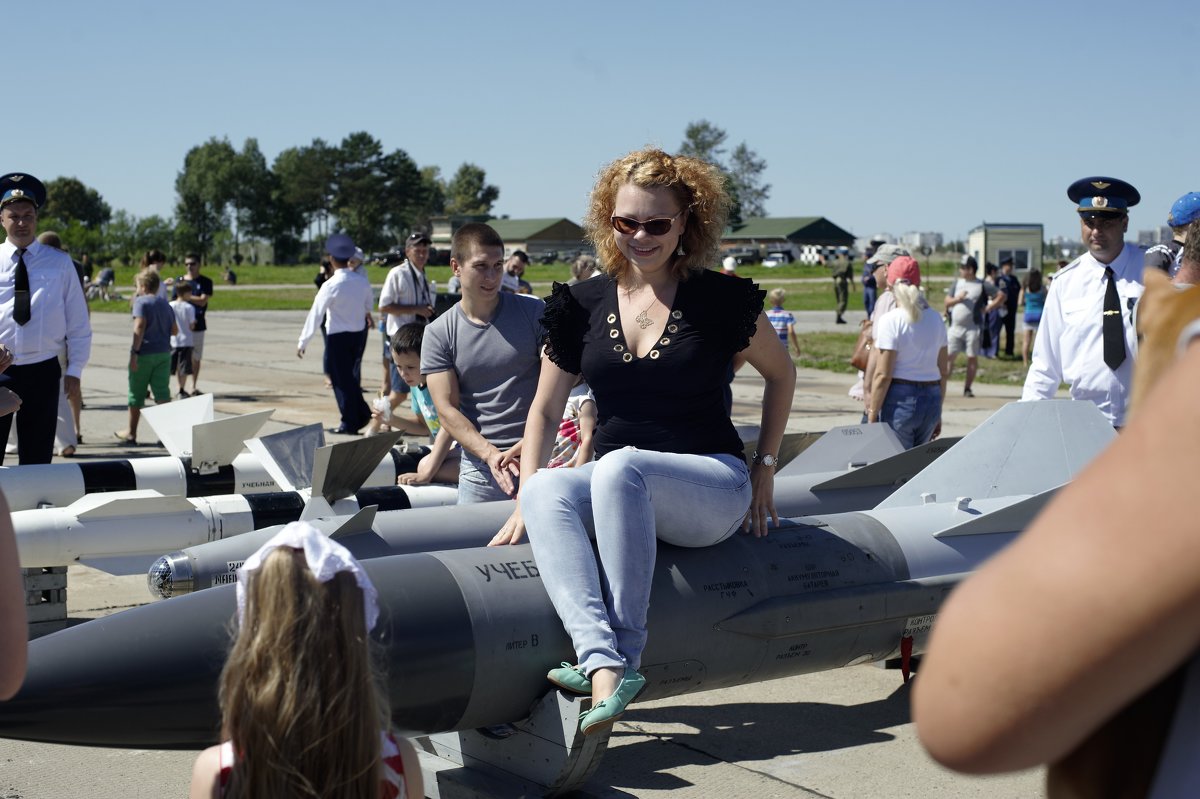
809,436,961,492
329,505,378,540
72,490,197,519
776,424,905,478
311,433,403,503
299,496,335,520
876,400,1116,510
79,553,164,576
189,410,276,474
140,394,214,457
244,424,325,492
933,489,1060,538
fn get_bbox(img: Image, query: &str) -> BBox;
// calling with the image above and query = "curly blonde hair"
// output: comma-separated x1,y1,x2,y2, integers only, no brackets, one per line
584,147,730,283
219,548,389,799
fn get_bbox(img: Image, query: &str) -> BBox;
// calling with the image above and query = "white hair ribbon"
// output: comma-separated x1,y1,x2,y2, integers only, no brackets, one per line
236,521,380,631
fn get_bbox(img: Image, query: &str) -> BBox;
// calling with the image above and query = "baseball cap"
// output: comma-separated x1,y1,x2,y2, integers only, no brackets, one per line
887,255,921,287
866,244,910,267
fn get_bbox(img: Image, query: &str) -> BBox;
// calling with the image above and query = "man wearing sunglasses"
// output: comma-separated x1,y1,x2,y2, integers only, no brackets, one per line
177,254,212,396
1022,177,1143,427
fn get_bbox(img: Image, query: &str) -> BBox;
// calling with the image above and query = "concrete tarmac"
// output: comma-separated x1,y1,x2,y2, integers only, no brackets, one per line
0,310,1045,798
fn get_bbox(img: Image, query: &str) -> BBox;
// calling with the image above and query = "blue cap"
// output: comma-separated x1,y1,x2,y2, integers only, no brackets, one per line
1168,192,1200,227
325,233,356,261
0,173,46,209
1067,176,1140,216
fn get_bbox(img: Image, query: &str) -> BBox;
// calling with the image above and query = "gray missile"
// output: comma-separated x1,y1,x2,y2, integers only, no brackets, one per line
14,433,453,573
148,424,959,599
0,414,420,511
0,401,1114,750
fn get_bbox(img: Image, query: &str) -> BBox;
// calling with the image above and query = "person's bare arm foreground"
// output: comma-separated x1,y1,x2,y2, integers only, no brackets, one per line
914,341,1200,773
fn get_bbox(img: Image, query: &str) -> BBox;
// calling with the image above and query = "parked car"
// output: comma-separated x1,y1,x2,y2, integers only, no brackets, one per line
762,251,794,268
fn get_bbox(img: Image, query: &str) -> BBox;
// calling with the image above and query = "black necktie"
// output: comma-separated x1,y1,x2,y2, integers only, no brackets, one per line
1103,267,1125,370
13,248,30,326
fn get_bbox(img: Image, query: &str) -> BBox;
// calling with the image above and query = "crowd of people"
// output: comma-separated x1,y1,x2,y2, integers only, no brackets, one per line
8,156,1200,795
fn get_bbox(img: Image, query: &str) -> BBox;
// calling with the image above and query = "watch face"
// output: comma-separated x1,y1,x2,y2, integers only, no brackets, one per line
758,453,776,467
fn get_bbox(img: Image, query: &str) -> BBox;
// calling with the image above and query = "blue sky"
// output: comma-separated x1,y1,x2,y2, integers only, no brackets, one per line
23,0,1197,244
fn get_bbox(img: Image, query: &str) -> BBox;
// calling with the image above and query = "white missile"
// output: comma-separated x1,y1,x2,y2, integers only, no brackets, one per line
15,432,454,573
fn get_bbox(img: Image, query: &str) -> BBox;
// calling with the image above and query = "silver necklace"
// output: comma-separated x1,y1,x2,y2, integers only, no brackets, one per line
634,300,655,329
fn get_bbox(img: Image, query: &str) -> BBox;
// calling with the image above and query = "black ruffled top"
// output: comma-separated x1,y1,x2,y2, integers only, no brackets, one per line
542,270,764,459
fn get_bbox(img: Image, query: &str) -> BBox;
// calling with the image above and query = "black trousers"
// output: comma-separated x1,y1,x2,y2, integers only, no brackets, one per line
326,328,371,432
0,357,62,465
1002,306,1018,355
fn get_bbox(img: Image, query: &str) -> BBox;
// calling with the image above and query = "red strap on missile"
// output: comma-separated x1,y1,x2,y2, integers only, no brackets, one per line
900,636,913,683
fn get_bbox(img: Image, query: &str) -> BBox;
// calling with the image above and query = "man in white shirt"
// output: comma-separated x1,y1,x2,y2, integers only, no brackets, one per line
378,232,433,399
1022,177,1143,427
500,250,532,294
298,234,374,434
0,173,91,464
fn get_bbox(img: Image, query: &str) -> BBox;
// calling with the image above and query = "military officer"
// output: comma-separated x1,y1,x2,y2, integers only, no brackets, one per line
0,173,92,464
1022,177,1142,427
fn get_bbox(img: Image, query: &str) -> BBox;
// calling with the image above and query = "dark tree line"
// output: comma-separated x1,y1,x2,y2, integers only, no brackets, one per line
35,132,500,265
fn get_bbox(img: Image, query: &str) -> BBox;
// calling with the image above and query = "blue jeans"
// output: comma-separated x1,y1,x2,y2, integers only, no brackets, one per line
522,449,751,675
457,449,518,504
881,382,941,449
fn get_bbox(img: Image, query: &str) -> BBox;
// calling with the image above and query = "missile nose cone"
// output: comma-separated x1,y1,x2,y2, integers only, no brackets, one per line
148,552,193,599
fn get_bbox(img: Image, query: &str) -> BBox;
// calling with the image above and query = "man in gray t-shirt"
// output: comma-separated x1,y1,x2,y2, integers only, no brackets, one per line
422,224,545,504
944,255,1003,397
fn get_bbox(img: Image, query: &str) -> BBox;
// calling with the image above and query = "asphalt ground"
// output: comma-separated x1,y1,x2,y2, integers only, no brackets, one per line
0,309,1046,798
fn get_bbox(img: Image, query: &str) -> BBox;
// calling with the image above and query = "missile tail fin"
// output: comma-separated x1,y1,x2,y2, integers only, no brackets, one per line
933,489,1060,538
140,394,214,457
876,400,1116,510
299,496,334,520
190,410,275,473
245,424,325,492
311,433,403,503
777,424,905,478
809,436,961,492
329,505,378,539
72,490,197,519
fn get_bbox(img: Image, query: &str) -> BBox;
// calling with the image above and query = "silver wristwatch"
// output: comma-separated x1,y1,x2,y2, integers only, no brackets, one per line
752,451,777,468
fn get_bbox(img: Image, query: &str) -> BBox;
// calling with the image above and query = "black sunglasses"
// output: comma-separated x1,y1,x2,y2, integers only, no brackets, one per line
610,208,686,237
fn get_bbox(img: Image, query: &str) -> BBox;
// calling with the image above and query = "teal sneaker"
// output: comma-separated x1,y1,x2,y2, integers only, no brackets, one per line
547,663,592,695
579,670,646,735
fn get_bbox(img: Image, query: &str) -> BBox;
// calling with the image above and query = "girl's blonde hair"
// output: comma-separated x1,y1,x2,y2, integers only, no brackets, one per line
892,282,924,324
219,547,388,798
583,147,730,283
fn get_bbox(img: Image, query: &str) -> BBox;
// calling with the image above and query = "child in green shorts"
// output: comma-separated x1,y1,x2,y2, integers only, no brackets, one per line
115,269,178,445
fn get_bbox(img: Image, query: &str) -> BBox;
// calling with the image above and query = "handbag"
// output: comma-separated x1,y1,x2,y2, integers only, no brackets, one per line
850,319,873,371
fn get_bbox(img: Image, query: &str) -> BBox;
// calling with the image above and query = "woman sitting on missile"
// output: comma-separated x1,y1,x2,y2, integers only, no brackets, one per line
490,147,796,734
188,522,422,799
864,256,949,448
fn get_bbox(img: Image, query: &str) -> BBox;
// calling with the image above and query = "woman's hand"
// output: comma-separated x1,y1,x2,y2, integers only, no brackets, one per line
741,464,780,538
490,503,526,546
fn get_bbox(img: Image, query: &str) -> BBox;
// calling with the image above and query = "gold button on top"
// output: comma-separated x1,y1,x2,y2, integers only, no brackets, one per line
606,313,617,324
613,344,624,352
609,328,619,339
622,352,633,363
659,337,670,346
648,350,661,360
671,310,682,320
667,324,678,333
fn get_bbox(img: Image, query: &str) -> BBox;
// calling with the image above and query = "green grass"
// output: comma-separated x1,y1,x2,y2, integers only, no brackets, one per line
795,331,1032,386
87,288,322,312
